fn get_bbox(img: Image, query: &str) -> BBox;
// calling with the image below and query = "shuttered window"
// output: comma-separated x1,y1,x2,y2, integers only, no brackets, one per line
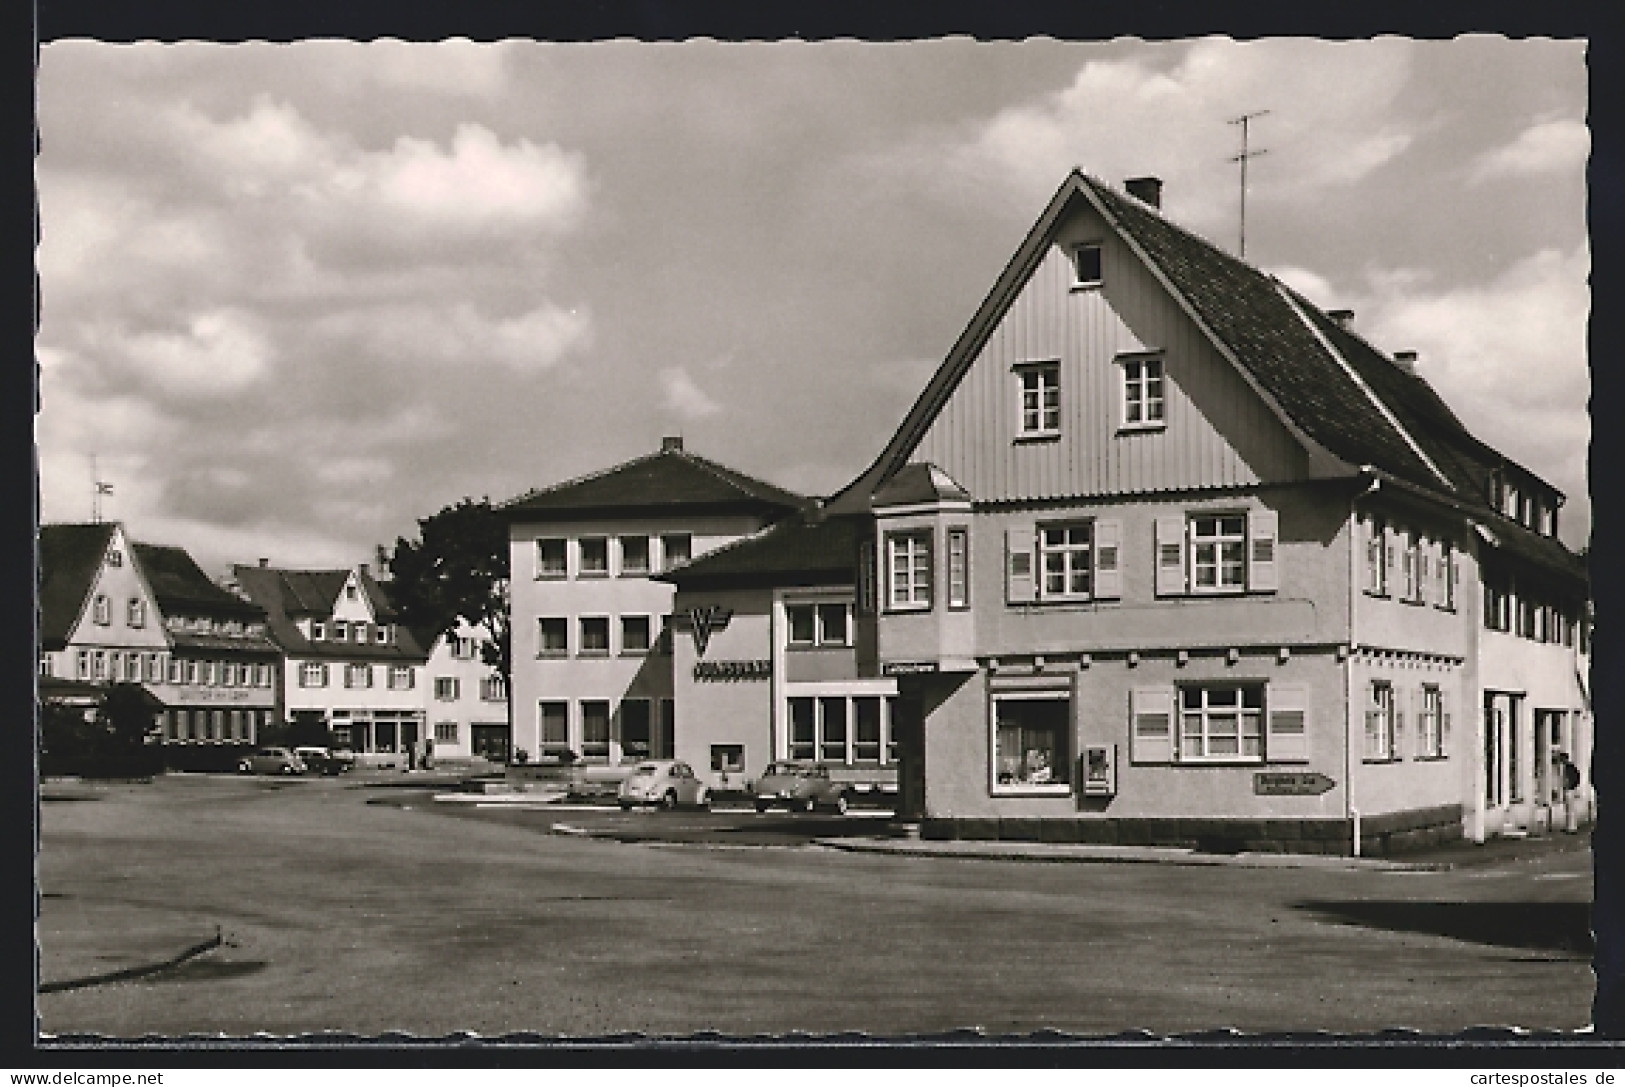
1265,683,1310,763
1155,508,1279,596
1005,526,1036,604
1130,686,1175,764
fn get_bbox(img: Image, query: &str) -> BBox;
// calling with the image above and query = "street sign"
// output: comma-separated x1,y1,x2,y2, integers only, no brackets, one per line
882,661,939,676
1253,771,1336,796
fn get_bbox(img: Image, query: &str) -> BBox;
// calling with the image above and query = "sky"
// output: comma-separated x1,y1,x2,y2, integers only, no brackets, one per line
35,36,1590,576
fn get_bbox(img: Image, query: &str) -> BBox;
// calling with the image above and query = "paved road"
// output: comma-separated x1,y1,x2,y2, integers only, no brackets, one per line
39,775,1595,1038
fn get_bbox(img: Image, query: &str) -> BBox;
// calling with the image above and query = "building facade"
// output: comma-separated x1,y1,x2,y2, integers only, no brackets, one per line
501,437,805,766
230,561,431,763
420,618,510,762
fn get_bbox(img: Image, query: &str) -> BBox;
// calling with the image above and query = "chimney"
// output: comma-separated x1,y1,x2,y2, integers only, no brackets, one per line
1124,176,1163,209
1393,350,1419,374
661,436,684,453
1328,309,1355,330
258,557,269,568
358,562,369,577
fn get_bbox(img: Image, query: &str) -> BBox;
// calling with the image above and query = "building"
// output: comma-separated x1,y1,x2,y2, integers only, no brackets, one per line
419,618,510,763
39,522,281,769
231,560,431,763
500,437,805,766
663,170,1589,853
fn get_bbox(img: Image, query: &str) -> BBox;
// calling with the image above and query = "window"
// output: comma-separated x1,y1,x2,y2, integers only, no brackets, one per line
1120,356,1166,428
127,598,145,627
619,536,650,576
350,622,368,644
711,744,744,774
787,603,850,647
1364,681,1396,762
1435,541,1456,610
886,531,932,611
1179,684,1264,761
581,701,611,760
1072,242,1103,287
1017,363,1061,437
661,533,692,570
817,603,849,646
538,617,568,657
92,595,110,625
620,699,652,761
219,661,235,686
1484,574,1512,632
579,617,610,655
124,653,142,682
107,549,122,567
1364,516,1387,595
185,659,199,685
1400,530,1419,602
1189,515,1247,593
819,698,848,763
257,663,272,687
539,702,569,749
947,528,969,609
535,538,567,579
993,696,1071,791
789,698,817,761
1418,685,1445,759
787,604,816,646
375,625,389,644
311,620,325,641
76,651,90,680
621,615,652,655
1040,522,1093,600
145,653,162,684
435,677,460,701
479,675,506,702
345,583,359,600
449,636,473,660
202,660,217,686
166,657,182,684
579,537,609,577
434,722,459,744
300,662,327,688
854,698,883,762
331,621,348,643
389,665,415,690
346,664,373,689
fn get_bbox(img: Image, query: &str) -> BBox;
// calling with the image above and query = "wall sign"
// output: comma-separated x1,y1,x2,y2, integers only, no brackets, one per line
682,606,734,656
883,660,940,676
693,659,771,682
1253,771,1336,796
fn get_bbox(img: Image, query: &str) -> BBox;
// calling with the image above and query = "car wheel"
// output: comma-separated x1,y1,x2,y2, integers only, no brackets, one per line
834,793,850,816
618,801,632,811
662,790,678,811
754,800,769,814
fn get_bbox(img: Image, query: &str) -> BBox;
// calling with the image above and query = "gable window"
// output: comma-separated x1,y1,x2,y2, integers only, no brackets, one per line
535,538,567,579
1072,242,1103,288
1179,684,1264,762
579,537,609,577
1040,522,1093,600
480,675,506,702
1120,356,1166,429
621,615,652,655
619,536,650,576
992,695,1072,793
947,528,970,610
538,617,568,657
1189,515,1247,594
311,620,325,641
1016,363,1061,438
450,636,473,660
127,598,145,627
92,595,110,625
1364,516,1387,595
107,549,123,567
1364,681,1396,762
434,676,459,701
885,530,933,612
660,533,693,570
579,616,610,656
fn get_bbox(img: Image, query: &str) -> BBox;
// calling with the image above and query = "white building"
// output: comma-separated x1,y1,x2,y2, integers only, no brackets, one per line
420,618,510,762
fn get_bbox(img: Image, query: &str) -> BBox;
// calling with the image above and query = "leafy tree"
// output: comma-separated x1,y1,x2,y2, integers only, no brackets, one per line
99,682,163,751
384,497,511,681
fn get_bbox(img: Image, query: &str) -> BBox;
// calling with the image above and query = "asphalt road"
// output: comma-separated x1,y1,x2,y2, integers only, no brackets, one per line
38,775,1595,1039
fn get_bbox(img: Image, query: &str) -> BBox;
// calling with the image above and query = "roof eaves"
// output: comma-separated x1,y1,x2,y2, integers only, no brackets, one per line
497,450,666,514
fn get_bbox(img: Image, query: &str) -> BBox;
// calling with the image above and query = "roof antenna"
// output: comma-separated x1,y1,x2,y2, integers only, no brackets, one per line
1228,109,1270,259
90,453,114,524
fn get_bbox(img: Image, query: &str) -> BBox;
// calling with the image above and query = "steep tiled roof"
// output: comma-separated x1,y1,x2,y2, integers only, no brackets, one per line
132,543,263,619
656,512,859,589
38,523,115,651
501,445,807,521
230,564,429,661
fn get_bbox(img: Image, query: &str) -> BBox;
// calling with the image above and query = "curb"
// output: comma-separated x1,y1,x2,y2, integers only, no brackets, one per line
812,838,1445,871
39,926,224,995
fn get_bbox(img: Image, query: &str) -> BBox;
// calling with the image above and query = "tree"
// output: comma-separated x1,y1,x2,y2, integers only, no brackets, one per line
384,497,511,681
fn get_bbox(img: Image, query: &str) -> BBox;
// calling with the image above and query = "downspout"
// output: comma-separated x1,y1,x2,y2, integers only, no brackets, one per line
1348,471,1382,857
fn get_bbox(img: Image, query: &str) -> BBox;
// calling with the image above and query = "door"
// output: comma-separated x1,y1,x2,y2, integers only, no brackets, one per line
471,724,510,761
893,693,926,820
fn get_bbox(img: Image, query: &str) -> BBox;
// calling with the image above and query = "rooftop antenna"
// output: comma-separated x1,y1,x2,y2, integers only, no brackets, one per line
1228,109,1270,259
90,453,113,524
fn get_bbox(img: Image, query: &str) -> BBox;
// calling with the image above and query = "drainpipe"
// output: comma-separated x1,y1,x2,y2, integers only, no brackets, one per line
1348,472,1381,857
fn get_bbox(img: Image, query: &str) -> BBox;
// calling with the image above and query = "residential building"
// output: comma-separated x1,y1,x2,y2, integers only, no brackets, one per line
39,522,280,769
500,437,805,765
420,618,510,762
230,560,431,763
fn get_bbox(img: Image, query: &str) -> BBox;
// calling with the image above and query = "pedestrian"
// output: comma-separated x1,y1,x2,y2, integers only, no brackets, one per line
1558,752,1581,832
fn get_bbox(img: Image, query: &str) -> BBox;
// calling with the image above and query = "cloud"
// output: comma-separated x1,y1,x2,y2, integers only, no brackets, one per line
95,309,274,400
1469,117,1589,183
661,366,722,419
1269,265,1337,308
313,301,593,374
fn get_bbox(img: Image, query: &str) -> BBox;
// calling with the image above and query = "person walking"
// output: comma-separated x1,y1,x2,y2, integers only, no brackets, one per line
1557,751,1581,832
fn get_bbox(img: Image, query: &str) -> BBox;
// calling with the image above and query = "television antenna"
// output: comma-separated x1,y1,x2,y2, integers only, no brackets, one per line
1228,110,1270,259
90,453,114,523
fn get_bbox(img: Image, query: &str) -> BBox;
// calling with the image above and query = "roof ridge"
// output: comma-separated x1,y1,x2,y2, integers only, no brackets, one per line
498,449,666,509
671,447,806,506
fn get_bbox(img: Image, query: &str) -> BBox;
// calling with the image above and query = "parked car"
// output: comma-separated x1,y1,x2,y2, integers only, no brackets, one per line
238,746,306,776
752,761,851,814
617,760,710,810
294,746,354,775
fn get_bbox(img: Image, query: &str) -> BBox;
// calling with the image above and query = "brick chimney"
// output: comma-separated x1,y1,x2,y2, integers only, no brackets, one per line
1328,309,1355,330
1393,350,1419,374
258,557,269,568
1125,176,1163,209
661,436,684,453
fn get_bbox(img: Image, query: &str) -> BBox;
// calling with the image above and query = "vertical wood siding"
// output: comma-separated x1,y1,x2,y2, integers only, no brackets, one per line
912,206,1306,501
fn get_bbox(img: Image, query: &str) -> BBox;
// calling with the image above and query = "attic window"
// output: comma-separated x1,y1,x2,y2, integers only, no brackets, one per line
1015,362,1061,438
107,549,123,567
1072,243,1103,288
346,584,359,600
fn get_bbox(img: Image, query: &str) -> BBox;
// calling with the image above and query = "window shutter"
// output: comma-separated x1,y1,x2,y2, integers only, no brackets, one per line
1155,515,1186,597
1440,702,1451,757
1265,683,1310,763
1247,508,1279,593
1093,518,1122,600
1130,686,1175,764
1005,526,1036,604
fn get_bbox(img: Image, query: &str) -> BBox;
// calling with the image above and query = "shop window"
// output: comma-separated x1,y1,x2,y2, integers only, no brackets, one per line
619,536,651,576
581,701,611,761
789,698,817,761
579,537,609,577
854,698,883,763
535,538,567,579
886,530,932,612
992,696,1071,792
1178,683,1264,762
1016,362,1061,437
819,698,848,763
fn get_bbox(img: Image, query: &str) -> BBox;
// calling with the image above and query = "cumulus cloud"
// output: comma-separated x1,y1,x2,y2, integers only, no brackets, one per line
111,310,274,399
314,301,593,374
1469,117,1589,182
661,366,722,419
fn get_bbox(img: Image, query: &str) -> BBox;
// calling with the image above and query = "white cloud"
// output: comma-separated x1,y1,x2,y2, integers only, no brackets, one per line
661,366,722,419
317,301,593,374
1470,117,1589,183
110,309,274,399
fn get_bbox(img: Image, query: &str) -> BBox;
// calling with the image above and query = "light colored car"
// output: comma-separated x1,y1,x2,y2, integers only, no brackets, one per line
293,746,354,775
617,760,709,810
752,761,851,814
238,746,306,776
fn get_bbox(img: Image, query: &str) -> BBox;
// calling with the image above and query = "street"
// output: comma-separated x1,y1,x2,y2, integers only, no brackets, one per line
38,774,1595,1038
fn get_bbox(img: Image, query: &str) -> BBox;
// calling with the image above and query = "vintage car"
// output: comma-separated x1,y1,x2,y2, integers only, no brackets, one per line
293,746,355,776
617,760,711,810
238,746,306,776
751,761,851,814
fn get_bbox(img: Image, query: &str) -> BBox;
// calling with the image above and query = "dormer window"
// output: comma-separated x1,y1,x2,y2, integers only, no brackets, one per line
311,620,325,641
1015,362,1061,438
1072,242,1103,288
375,624,389,644
332,621,348,643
